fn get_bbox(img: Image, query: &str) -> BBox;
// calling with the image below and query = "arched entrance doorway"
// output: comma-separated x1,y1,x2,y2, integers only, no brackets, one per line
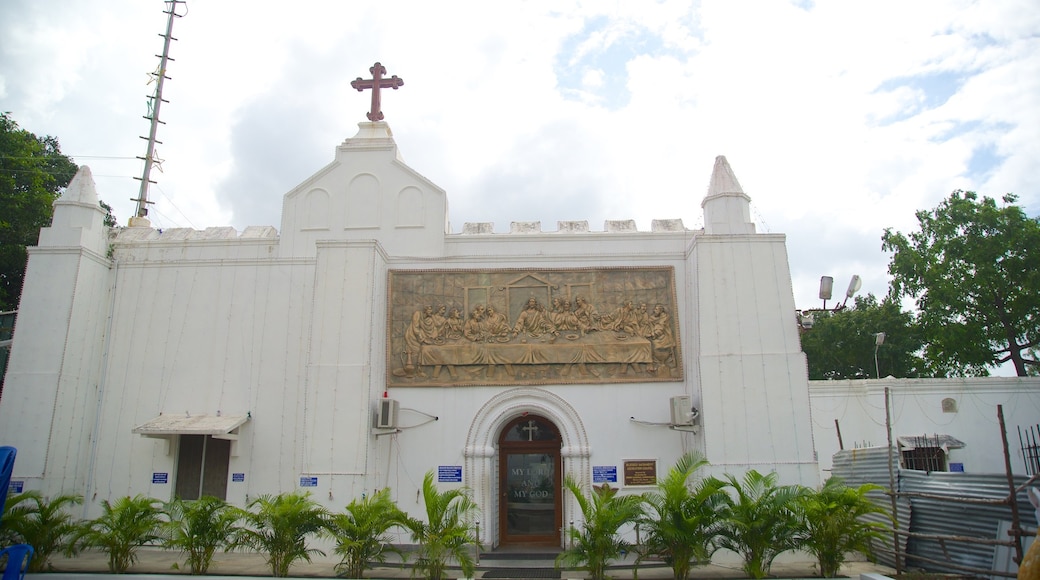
498,415,562,547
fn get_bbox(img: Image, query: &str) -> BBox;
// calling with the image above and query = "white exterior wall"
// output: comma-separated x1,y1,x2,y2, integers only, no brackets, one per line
1,123,819,549
810,377,1040,480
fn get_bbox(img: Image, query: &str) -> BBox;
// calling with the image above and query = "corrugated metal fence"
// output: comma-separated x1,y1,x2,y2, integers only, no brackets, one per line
832,447,1037,576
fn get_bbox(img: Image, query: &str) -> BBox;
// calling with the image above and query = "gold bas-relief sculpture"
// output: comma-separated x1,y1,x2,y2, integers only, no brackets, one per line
386,268,683,386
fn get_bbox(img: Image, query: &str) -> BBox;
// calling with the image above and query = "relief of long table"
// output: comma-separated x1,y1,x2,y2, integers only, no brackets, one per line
418,332,652,367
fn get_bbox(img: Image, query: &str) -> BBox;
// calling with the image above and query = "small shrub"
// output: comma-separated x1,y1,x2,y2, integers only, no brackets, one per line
329,488,409,579
72,495,166,573
164,495,243,574
556,477,644,580
405,471,480,580
0,491,83,572
232,491,329,577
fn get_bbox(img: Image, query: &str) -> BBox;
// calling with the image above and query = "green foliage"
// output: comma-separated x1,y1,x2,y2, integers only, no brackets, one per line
883,190,1040,376
328,488,409,579
638,453,727,580
0,113,79,311
0,491,83,572
801,294,928,379
405,471,480,580
556,477,644,580
232,491,330,577
715,470,804,579
72,495,166,573
796,478,889,577
164,495,243,574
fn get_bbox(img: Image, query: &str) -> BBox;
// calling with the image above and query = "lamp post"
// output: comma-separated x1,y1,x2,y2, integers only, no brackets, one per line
797,275,862,331
874,332,886,379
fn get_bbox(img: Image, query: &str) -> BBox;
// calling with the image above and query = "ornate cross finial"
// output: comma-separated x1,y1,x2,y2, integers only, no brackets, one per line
351,62,404,121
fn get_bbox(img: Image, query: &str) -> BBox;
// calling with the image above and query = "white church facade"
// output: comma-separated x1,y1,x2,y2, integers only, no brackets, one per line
2,116,820,548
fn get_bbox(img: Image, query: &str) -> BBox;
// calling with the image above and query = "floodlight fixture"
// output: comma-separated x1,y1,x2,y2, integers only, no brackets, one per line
819,276,834,301
846,275,862,298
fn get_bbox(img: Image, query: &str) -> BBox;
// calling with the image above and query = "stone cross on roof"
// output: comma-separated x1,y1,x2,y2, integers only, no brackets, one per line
351,62,404,122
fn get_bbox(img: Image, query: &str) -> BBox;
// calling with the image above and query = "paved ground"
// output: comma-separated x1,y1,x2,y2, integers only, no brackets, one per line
41,548,898,579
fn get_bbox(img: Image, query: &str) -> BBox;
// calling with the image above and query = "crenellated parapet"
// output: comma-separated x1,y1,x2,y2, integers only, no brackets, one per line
457,219,690,235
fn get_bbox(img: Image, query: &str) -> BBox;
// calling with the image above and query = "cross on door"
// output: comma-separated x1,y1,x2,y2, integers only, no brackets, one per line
521,420,540,441
351,62,404,121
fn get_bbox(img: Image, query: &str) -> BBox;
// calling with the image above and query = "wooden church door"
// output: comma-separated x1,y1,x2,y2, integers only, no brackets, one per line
498,415,562,547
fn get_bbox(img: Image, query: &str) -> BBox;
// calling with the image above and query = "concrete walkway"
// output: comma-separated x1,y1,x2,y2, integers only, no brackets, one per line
41,548,898,579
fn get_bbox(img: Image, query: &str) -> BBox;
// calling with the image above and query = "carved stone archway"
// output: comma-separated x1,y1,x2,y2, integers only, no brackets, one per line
464,388,591,548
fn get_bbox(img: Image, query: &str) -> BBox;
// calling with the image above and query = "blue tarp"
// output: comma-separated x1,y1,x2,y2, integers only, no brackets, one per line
0,446,16,518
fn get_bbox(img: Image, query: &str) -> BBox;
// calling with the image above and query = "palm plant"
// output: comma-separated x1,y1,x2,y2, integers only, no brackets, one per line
71,495,166,573
329,488,409,579
164,495,243,574
232,491,330,577
405,471,480,580
0,491,83,572
556,477,644,580
797,478,888,577
638,453,727,580
715,470,805,579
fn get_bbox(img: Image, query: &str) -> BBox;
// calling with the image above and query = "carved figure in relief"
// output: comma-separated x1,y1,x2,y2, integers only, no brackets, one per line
445,308,464,339
647,304,677,374
550,299,580,332
484,305,511,338
602,299,639,334
573,295,600,334
512,297,557,338
463,306,487,342
431,305,448,338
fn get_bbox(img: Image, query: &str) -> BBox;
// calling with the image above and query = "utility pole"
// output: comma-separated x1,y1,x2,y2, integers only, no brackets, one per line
131,0,186,227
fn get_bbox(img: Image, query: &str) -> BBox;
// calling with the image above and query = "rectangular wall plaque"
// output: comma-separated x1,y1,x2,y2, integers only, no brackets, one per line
300,476,318,487
623,460,657,486
593,465,618,483
438,466,463,482
152,472,169,485
387,268,682,387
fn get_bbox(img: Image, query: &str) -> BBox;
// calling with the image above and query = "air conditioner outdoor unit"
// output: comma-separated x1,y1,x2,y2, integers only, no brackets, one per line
376,398,399,429
670,395,693,426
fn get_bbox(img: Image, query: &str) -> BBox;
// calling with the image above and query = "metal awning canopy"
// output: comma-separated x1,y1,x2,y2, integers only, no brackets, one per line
897,434,965,451
132,414,249,439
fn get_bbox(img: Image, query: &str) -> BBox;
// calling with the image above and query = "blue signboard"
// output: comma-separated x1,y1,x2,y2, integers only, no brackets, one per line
300,476,319,487
438,466,463,483
10,481,24,493
593,466,617,483
152,472,169,484
232,473,245,482
950,462,965,472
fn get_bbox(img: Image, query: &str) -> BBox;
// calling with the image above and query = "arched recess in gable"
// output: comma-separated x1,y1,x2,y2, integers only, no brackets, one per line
345,173,380,229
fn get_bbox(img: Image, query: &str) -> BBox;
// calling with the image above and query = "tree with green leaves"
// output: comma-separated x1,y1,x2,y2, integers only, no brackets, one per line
0,491,83,572
796,478,888,578
715,470,805,579
883,191,1040,376
405,471,480,580
71,495,167,573
232,491,330,577
801,294,928,379
328,488,409,579
164,495,243,574
0,113,79,311
638,453,727,580
556,477,644,580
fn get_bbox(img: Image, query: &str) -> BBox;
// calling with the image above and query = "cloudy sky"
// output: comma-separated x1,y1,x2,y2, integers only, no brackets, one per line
2,0,1038,309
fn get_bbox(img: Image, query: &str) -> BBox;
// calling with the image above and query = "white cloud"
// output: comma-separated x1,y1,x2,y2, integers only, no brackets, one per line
1,0,1037,308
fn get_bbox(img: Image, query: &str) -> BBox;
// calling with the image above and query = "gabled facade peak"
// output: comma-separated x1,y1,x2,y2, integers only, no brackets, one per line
60,165,100,205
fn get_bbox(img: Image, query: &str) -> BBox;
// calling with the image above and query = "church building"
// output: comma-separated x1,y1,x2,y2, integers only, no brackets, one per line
0,75,817,549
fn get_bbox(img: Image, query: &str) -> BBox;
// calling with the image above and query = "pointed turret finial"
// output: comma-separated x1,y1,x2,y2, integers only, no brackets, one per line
706,155,744,197
60,166,100,205
701,155,754,235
